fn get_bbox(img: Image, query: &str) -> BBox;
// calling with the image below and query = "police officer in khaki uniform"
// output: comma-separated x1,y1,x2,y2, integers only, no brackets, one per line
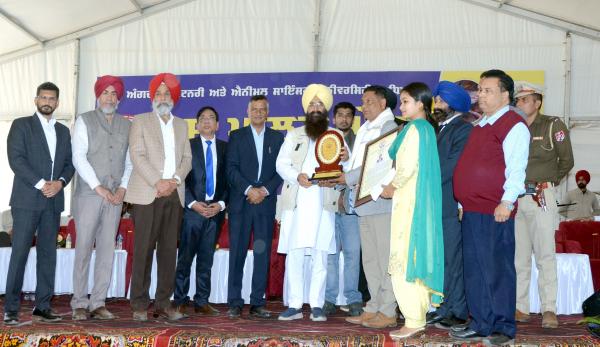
513,81,574,328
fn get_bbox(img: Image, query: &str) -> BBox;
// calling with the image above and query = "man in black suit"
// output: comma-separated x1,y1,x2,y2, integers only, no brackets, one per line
226,95,284,319
426,81,473,329
4,82,75,325
174,106,228,316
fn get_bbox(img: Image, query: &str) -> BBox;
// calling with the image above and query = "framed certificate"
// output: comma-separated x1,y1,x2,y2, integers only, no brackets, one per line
354,127,401,207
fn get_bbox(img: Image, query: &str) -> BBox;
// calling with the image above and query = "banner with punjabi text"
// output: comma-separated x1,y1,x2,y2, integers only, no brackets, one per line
116,70,543,139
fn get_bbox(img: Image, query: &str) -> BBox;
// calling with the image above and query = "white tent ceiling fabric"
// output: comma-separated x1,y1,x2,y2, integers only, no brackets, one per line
0,0,598,211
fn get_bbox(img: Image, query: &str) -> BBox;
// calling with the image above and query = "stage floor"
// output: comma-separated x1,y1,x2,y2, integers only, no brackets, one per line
0,296,597,346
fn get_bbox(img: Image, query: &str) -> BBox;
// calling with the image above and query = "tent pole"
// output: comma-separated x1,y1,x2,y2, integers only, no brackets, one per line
563,32,572,129
68,38,81,217
312,0,322,72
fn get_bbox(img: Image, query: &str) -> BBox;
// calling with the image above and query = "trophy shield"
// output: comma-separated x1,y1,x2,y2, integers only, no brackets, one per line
310,130,343,181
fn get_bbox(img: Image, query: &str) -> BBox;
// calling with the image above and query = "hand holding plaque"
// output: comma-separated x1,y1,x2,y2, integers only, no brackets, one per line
310,130,343,181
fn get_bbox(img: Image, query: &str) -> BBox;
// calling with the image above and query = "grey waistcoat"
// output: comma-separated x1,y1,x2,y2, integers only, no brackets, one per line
74,110,131,197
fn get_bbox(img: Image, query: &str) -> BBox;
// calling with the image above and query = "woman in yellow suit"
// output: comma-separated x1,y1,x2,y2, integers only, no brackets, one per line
381,82,444,339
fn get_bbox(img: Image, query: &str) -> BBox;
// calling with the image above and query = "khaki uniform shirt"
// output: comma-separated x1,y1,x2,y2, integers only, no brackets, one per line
525,114,574,184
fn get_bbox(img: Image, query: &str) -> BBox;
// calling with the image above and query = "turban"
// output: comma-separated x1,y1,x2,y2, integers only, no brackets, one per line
149,73,181,104
576,170,591,183
302,84,333,113
433,81,471,113
94,75,124,100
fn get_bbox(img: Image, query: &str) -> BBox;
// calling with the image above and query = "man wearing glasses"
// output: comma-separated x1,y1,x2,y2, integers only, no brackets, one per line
174,106,228,316
4,82,74,325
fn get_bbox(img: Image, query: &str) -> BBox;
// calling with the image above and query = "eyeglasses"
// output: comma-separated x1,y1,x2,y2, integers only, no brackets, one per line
198,115,217,122
308,101,325,108
36,95,57,102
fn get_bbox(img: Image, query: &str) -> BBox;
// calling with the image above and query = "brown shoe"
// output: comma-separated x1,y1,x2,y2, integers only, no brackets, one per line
132,310,148,321
515,309,530,323
91,307,117,320
346,310,377,325
176,304,188,315
361,312,398,329
542,311,559,328
195,304,219,316
153,307,187,321
72,308,88,321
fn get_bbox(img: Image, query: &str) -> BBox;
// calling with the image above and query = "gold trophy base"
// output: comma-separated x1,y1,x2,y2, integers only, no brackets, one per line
310,170,342,182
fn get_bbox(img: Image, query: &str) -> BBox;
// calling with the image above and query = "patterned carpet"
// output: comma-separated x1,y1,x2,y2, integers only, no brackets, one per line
0,296,597,346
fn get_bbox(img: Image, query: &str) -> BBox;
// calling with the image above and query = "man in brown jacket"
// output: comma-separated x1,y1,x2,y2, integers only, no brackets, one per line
125,73,192,321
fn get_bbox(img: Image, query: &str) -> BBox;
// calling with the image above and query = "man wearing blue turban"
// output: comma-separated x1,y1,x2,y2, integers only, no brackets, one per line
426,81,473,330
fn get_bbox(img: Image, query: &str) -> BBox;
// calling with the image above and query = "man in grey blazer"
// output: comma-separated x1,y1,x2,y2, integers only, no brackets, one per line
71,75,132,321
334,85,399,329
4,82,75,325
125,73,192,321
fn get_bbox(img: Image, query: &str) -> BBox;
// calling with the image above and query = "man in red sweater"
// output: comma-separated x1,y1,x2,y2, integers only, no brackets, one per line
451,70,530,346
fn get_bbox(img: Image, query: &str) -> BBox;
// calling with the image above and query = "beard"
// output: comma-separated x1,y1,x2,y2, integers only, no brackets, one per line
152,100,174,116
100,104,117,115
578,182,587,189
432,108,452,124
305,111,329,140
37,104,55,116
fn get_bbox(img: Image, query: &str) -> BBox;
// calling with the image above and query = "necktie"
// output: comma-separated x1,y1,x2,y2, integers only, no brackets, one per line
160,114,170,124
205,140,214,197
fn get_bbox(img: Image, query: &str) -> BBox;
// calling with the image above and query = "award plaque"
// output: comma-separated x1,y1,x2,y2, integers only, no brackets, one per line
354,126,401,207
311,130,344,181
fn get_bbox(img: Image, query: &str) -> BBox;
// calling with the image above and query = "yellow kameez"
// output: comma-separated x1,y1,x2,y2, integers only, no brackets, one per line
388,126,431,328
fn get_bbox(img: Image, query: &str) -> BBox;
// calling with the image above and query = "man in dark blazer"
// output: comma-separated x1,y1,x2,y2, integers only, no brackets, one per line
226,95,284,319
4,82,75,325
426,81,473,329
174,106,228,316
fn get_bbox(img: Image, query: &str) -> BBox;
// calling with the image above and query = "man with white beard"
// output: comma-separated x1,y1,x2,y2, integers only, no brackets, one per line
71,76,133,320
125,73,192,321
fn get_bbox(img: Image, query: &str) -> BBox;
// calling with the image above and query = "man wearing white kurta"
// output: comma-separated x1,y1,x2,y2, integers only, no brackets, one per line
276,84,342,322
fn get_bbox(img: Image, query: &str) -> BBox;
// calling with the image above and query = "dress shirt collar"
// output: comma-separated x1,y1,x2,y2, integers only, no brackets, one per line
155,111,174,124
478,105,509,127
440,113,462,127
36,111,56,126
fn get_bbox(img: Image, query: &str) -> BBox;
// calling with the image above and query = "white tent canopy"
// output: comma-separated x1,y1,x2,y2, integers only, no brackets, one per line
0,0,599,213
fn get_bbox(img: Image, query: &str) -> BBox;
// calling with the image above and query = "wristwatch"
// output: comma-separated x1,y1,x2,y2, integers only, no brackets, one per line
502,201,514,212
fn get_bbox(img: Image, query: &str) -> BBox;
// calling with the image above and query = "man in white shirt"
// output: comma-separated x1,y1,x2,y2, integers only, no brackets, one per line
125,73,192,321
4,82,74,325
70,75,132,321
174,106,228,316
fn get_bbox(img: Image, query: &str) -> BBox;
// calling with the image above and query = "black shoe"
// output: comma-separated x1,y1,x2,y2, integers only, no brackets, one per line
32,308,62,323
227,306,241,318
450,328,485,342
483,333,514,346
450,319,471,332
322,301,337,316
347,302,364,317
3,312,18,326
426,311,444,325
435,316,467,330
249,305,272,319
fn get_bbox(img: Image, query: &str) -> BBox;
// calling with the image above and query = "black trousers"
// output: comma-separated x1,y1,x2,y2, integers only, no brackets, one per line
173,209,223,306
227,207,274,308
4,204,60,313
435,215,468,320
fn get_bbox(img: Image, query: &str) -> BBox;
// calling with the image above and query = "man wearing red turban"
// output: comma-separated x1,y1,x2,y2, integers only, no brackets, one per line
124,73,192,321
71,75,132,321
561,170,600,220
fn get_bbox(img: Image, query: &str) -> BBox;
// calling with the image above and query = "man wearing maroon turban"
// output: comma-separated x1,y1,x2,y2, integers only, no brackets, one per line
124,73,192,321
71,75,132,321
561,170,600,220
